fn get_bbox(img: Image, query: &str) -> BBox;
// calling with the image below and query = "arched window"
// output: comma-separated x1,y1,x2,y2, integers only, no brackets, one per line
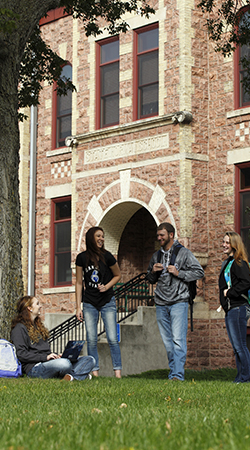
52,64,72,149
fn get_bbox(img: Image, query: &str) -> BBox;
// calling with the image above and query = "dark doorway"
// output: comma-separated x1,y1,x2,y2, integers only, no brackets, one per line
118,207,157,282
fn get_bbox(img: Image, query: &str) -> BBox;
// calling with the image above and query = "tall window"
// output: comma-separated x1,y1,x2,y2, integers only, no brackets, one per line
51,197,72,287
134,24,159,120
52,64,72,149
236,164,250,256
96,37,119,129
235,9,250,108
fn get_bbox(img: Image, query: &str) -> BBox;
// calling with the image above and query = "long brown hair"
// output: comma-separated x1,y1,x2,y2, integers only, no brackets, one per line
11,296,49,343
225,231,249,266
85,226,106,267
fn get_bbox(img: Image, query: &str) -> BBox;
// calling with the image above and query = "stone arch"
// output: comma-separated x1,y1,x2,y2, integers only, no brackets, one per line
77,171,176,255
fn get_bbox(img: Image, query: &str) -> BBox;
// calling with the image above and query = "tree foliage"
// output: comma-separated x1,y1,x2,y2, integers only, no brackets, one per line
198,0,250,92
0,8,18,33
2,1,155,114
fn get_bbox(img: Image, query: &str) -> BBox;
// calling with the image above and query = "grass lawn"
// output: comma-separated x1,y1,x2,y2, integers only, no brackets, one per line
1,368,250,450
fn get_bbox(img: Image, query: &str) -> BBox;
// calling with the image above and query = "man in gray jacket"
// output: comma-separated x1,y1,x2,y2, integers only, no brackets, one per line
147,222,204,381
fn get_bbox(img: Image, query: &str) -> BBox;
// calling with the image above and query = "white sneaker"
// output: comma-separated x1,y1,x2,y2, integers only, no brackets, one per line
88,373,92,380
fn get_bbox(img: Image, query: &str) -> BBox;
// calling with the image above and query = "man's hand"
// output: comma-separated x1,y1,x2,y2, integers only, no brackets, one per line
167,265,179,277
152,263,163,273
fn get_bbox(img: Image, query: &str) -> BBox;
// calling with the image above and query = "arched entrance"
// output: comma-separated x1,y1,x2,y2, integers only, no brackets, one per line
117,207,157,282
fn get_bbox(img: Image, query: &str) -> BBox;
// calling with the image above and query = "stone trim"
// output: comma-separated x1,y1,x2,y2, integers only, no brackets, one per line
43,286,75,295
227,107,250,119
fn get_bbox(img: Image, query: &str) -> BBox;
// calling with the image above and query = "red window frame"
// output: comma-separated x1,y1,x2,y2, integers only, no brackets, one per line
50,196,72,288
235,163,250,255
133,23,159,121
52,64,72,150
234,6,250,109
96,36,119,129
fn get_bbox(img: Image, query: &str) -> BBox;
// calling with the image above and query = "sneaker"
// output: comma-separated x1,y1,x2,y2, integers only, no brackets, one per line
62,374,74,381
88,373,92,380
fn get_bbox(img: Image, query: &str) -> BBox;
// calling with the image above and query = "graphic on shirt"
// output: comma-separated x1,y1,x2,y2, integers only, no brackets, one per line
91,270,99,284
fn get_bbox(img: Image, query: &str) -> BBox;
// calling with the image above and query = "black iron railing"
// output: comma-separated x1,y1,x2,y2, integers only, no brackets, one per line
49,272,154,351
48,315,85,354
115,272,154,319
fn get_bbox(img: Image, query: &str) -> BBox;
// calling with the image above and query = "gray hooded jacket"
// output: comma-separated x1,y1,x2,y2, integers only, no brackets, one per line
147,240,204,306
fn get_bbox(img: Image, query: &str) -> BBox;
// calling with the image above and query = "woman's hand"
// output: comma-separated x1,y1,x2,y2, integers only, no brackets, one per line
76,307,83,321
47,353,60,360
224,288,229,297
98,283,106,292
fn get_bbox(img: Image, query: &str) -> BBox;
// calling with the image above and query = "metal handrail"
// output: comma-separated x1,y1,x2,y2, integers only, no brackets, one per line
49,272,154,351
48,315,85,354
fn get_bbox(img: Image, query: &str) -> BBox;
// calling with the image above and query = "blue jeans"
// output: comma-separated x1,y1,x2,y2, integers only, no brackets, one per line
225,305,250,383
28,355,95,380
156,302,188,381
83,298,122,372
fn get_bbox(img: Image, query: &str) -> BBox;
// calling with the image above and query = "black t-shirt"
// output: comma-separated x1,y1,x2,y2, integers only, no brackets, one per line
76,250,116,309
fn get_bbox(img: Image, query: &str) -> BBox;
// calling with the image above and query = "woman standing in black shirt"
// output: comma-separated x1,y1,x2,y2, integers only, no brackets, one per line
219,231,250,383
76,227,122,377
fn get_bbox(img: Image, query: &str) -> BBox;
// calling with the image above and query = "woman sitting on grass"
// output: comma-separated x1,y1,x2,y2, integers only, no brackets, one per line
11,296,95,381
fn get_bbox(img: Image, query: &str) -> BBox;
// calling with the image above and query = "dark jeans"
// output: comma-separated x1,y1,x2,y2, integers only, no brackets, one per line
225,305,250,383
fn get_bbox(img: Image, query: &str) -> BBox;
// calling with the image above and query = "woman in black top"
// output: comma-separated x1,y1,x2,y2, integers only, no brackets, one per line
219,232,250,383
11,296,95,380
76,226,122,377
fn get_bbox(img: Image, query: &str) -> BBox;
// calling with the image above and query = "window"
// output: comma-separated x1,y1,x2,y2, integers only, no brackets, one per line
235,164,250,256
96,37,119,129
51,197,72,287
134,24,158,120
52,64,72,149
235,9,250,108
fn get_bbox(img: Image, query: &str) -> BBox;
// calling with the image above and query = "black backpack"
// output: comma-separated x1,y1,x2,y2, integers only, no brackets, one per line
156,243,197,331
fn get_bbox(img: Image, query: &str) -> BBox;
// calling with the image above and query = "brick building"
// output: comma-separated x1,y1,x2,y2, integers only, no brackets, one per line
19,0,250,371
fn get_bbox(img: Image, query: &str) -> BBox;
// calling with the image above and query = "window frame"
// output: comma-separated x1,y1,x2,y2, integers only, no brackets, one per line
133,23,159,122
234,6,250,109
50,196,72,288
52,63,72,150
235,164,250,254
96,35,119,130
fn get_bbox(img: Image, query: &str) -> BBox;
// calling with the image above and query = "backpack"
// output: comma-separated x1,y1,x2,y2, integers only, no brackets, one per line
157,243,197,331
0,339,22,378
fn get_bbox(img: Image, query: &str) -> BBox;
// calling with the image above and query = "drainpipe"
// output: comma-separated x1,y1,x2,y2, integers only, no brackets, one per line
27,105,37,296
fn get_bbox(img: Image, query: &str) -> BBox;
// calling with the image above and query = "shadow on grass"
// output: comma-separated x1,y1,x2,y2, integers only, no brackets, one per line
127,367,237,381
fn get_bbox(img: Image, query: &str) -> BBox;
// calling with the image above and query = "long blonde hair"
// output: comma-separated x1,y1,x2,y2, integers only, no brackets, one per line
11,296,49,343
225,232,249,266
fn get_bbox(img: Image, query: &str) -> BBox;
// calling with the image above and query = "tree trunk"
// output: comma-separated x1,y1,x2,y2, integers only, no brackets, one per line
0,0,61,338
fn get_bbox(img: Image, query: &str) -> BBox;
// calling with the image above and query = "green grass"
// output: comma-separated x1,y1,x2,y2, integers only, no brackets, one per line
1,369,250,450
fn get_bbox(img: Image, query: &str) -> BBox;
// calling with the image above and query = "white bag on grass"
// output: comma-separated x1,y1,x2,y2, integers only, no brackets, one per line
0,339,22,377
